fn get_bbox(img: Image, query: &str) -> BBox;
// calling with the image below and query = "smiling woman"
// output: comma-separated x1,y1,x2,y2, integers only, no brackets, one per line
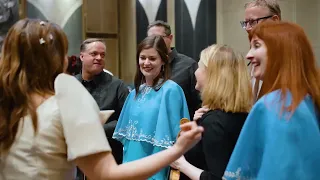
113,35,191,180
223,21,320,180
134,35,170,93
246,36,267,80
139,46,165,86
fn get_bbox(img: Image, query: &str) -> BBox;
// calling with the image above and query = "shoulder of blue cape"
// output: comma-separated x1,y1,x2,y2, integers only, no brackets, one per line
161,80,190,116
113,79,189,148
253,90,318,120
121,80,188,119
161,80,186,97
223,90,320,180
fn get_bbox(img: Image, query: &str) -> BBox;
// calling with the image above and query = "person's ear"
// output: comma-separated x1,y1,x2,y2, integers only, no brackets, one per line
271,15,280,21
79,53,84,62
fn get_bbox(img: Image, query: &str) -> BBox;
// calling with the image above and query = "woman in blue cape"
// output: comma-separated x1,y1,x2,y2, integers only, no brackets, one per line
113,35,190,180
223,21,320,180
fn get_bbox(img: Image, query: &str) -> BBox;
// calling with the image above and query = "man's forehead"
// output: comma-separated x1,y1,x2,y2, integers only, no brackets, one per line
85,41,106,52
147,26,166,35
245,6,270,20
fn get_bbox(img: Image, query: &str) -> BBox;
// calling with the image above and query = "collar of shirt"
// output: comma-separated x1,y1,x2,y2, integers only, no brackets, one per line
169,48,179,63
140,78,165,91
80,71,107,86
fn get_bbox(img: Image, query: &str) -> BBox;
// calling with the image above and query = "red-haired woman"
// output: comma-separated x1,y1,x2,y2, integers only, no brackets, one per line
224,21,320,180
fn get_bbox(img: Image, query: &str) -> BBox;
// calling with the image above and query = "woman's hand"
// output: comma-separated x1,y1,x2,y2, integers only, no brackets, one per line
171,154,204,180
193,107,209,121
76,121,203,180
170,155,187,170
173,121,204,154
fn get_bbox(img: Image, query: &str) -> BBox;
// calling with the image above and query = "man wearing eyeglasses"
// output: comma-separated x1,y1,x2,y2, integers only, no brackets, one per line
242,0,281,33
241,0,281,100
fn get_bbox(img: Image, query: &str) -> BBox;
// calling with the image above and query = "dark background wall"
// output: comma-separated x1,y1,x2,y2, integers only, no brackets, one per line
135,0,216,60
136,0,167,44
175,0,217,60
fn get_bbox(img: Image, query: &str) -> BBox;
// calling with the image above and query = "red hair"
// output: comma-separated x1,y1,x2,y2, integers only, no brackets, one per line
249,21,320,113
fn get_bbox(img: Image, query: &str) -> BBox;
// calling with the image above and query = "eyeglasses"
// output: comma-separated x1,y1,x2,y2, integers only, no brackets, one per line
240,15,273,29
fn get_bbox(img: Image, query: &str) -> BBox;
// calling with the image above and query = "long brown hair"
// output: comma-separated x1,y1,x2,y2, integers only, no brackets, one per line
134,35,170,96
249,21,320,113
0,19,68,152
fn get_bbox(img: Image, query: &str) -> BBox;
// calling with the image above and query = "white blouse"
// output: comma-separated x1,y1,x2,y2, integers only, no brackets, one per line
0,74,111,180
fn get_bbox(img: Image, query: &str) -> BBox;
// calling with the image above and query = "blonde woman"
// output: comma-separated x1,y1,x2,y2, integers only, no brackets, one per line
171,44,253,180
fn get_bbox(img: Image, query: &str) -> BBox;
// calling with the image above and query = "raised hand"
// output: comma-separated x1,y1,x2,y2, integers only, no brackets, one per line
174,121,204,154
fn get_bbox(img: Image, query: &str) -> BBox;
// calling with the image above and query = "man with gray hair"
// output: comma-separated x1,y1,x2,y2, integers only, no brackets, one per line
241,0,281,101
242,0,281,33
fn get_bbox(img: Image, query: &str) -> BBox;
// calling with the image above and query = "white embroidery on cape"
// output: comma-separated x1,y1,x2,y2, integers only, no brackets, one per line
113,120,175,148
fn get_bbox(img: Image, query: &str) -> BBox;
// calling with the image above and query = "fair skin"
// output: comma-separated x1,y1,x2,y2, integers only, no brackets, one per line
193,61,209,121
244,5,279,100
33,91,204,180
194,61,209,121
147,26,173,53
171,155,203,180
170,61,209,179
246,36,267,80
80,41,106,81
75,121,203,180
194,62,206,92
30,54,204,180
139,48,164,86
244,6,280,33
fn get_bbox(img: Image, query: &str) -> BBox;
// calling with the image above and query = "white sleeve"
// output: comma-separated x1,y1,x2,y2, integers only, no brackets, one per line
54,73,111,161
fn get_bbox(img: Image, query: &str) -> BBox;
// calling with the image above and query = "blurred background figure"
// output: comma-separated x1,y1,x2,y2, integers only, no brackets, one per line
0,0,19,52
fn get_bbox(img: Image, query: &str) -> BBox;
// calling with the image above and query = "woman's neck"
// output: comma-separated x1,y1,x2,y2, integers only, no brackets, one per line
31,93,53,108
145,78,153,86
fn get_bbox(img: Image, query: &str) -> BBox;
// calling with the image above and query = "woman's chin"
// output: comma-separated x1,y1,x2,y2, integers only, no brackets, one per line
142,72,153,78
195,84,202,92
253,71,262,80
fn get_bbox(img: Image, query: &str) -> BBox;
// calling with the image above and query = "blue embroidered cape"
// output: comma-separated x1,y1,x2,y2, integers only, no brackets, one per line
113,80,190,180
223,90,320,180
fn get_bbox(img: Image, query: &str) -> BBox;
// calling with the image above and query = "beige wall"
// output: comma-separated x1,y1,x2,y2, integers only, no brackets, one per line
296,0,320,64
119,0,137,83
217,0,320,65
83,0,120,76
